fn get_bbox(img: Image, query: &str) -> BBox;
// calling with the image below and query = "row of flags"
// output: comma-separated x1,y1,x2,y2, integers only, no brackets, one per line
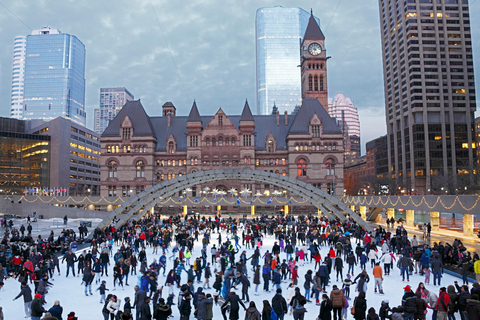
22,187,69,196
192,195,293,205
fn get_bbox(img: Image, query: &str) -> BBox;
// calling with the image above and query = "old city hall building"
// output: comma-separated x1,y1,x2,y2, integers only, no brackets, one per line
100,13,345,207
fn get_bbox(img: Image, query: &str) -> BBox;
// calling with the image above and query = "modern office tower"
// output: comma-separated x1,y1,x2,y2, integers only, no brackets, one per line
256,6,320,115
10,36,27,119
378,0,476,193
94,87,134,134
328,93,361,164
20,27,86,126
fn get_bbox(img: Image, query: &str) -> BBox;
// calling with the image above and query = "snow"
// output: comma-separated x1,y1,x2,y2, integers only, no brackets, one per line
0,227,464,320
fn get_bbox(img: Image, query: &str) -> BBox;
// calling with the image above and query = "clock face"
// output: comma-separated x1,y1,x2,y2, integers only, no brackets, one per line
308,43,322,56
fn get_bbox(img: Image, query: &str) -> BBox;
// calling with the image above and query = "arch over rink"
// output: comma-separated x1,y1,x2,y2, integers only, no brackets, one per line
96,169,370,231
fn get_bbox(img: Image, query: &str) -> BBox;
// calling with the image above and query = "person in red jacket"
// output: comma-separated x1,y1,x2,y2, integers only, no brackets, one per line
436,287,451,320
12,254,22,274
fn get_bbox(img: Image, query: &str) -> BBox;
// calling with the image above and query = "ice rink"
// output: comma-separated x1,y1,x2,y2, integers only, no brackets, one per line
1,226,464,320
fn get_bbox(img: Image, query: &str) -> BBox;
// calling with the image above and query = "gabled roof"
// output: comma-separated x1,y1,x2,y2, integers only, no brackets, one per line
303,12,325,40
240,100,254,122
187,101,202,122
102,100,156,138
289,98,341,134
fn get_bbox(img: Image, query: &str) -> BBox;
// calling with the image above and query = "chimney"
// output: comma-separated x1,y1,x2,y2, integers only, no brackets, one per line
276,111,280,126
167,112,171,127
284,111,288,126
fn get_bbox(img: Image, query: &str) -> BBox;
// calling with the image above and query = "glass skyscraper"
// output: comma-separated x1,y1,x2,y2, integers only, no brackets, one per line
10,36,27,119
256,6,320,115
19,27,86,126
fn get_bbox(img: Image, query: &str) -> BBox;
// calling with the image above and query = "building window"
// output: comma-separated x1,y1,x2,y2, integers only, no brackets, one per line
108,185,116,197
168,141,175,153
122,128,131,140
212,138,216,147
136,160,145,178
190,157,198,166
320,75,324,92
231,137,236,146
282,170,287,176
225,138,229,146
157,171,164,181
311,125,321,137
189,135,198,147
326,159,335,176
108,160,117,178
267,140,274,153
218,136,223,146
244,156,251,165
206,138,210,146
297,158,307,176
218,115,223,126
309,75,313,91
243,135,252,146
314,75,319,92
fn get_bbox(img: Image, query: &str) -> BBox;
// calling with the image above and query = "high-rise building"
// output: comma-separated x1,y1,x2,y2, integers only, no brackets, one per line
378,0,476,193
17,27,86,126
94,87,134,134
10,36,27,119
328,93,361,164
256,6,320,115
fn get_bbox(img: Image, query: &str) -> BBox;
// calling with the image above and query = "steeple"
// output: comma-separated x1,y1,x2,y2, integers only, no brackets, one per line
187,100,202,123
303,11,325,40
240,100,254,122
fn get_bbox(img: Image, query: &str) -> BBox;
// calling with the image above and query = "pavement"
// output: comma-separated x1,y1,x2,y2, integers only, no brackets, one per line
371,221,480,252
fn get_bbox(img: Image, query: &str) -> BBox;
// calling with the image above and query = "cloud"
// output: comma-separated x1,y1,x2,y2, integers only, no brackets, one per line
0,0,479,156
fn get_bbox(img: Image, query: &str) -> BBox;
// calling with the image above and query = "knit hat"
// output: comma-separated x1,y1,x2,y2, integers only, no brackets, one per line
230,288,236,293
383,299,389,304
346,274,351,279
41,313,57,320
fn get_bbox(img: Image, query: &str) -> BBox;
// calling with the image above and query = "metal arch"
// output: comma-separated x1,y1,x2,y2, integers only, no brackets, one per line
97,169,369,231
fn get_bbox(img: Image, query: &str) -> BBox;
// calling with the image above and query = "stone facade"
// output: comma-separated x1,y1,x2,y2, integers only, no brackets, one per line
100,99,344,199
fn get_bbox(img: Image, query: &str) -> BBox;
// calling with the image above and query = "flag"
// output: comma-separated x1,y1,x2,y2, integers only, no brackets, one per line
236,197,240,205
194,196,199,202
288,197,292,204
267,195,272,204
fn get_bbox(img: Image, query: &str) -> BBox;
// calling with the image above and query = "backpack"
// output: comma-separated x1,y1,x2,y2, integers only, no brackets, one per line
271,309,278,320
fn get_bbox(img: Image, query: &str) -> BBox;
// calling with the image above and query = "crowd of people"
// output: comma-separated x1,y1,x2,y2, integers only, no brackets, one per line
0,211,480,320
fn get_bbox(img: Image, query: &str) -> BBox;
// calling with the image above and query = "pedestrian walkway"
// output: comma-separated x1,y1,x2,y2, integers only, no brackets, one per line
371,221,480,252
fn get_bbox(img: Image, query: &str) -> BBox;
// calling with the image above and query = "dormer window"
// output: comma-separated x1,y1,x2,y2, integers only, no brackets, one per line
311,125,321,137
122,128,131,140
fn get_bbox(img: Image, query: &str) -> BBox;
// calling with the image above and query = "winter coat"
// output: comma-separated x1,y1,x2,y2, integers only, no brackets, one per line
402,291,417,314
354,297,367,320
31,298,45,317
414,297,427,320
448,285,458,314
379,302,390,319
254,268,261,285
244,306,261,320
153,303,172,320
330,289,346,308
14,285,32,303
431,259,444,273
107,299,121,315
222,293,245,320
140,302,152,320
48,305,64,320
196,295,213,320
304,273,313,290
466,299,480,320
319,298,333,320
436,292,451,312
272,293,288,316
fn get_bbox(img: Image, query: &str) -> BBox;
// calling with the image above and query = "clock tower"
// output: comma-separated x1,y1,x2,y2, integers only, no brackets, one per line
301,11,329,111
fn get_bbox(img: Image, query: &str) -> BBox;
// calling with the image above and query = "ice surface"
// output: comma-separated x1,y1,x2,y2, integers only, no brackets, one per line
1,228,462,320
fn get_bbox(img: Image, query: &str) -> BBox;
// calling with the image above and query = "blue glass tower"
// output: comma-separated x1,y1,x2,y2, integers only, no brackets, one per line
256,7,320,115
22,27,86,126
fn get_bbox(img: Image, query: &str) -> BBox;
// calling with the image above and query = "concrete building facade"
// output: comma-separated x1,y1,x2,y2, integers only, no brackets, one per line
378,0,476,193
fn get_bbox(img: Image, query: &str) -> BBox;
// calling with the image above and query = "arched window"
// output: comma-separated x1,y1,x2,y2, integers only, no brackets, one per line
156,171,164,181
136,160,145,178
320,75,324,92
282,170,287,176
212,138,216,146
218,136,223,147
206,138,210,146
231,137,236,146
308,64,311,69
308,75,313,92
326,159,335,176
225,138,229,146
297,158,307,176
314,75,319,92
267,140,274,153
108,160,117,178
320,63,323,69
168,141,175,154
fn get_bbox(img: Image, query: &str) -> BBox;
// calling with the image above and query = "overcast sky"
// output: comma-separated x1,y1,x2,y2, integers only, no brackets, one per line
0,0,479,154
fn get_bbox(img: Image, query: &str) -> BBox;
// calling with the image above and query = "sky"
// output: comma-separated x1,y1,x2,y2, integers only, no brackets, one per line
0,0,479,154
